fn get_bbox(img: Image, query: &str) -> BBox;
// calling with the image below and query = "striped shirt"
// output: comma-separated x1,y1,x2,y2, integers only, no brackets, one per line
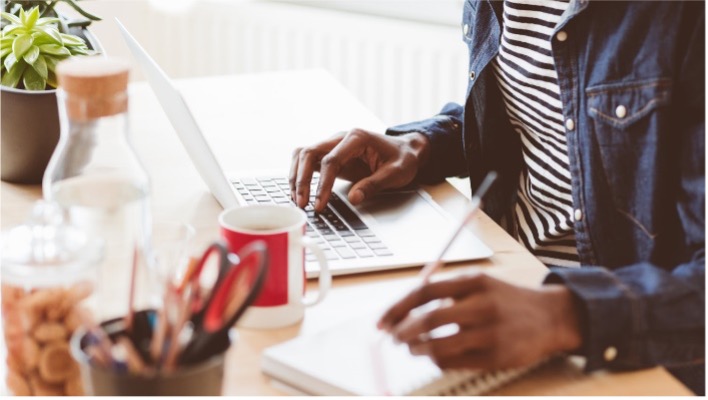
492,0,580,267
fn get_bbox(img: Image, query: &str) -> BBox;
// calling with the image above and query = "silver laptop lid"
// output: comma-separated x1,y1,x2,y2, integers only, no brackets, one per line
116,18,239,209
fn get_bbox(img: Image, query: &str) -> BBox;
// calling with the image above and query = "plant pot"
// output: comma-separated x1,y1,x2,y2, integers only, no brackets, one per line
1,26,103,184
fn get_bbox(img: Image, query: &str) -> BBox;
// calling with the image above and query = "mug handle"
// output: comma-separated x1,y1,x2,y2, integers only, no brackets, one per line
300,236,331,307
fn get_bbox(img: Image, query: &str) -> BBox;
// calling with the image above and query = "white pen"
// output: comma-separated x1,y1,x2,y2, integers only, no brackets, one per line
419,171,498,282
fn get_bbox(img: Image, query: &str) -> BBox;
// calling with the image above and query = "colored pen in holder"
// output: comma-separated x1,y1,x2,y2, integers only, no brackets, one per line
69,240,269,395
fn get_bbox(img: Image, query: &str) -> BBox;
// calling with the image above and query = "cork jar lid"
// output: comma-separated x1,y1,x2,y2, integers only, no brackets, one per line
56,57,131,120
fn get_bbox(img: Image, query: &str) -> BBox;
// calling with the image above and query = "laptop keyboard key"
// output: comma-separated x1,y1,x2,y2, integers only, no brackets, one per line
362,236,381,244
355,248,374,258
373,249,394,257
330,240,346,248
368,242,387,250
322,249,339,260
350,242,367,250
334,247,356,259
328,193,367,230
357,230,376,237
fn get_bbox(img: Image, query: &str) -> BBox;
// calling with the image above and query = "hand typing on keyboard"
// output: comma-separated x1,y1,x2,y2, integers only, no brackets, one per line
289,129,431,212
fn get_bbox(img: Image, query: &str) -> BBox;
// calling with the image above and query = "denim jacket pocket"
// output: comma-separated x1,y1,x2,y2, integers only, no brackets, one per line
586,78,672,144
585,78,673,250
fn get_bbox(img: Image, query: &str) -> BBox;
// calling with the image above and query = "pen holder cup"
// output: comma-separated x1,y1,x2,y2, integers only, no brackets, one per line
70,311,233,396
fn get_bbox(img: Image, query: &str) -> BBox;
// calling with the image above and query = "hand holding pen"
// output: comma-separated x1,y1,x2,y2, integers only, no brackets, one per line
377,171,498,332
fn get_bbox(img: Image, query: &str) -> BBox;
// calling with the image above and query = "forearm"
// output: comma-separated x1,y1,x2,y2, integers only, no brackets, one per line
386,102,467,183
544,259,705,371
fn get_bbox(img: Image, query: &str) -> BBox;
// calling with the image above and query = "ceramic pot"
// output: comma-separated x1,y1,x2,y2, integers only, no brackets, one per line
1,26,102,184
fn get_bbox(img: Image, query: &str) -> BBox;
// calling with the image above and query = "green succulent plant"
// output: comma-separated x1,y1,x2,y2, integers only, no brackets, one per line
4,1,101,27
1,6,93,90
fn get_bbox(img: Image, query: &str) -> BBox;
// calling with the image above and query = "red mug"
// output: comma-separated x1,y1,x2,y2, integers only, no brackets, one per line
219,205,331,328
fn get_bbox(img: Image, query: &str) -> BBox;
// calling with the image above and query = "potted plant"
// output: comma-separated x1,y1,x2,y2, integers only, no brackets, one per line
1,0,101,184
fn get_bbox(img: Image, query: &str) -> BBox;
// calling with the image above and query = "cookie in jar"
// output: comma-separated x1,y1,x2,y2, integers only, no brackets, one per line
2,202,102,396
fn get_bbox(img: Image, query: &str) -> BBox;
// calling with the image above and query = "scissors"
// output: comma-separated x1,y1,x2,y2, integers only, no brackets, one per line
177,240,269,366
176,241,234,328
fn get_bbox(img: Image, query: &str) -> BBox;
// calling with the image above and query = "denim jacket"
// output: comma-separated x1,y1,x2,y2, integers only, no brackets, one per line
387,0,705,393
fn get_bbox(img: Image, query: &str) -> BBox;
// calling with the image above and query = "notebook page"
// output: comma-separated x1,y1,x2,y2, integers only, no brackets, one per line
264,314,445,395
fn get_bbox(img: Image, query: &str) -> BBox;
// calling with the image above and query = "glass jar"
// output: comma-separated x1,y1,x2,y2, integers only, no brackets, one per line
43,57,152,321
1,201,102,396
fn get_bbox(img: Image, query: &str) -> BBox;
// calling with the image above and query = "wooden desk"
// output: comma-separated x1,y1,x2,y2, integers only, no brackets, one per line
0,70,691,396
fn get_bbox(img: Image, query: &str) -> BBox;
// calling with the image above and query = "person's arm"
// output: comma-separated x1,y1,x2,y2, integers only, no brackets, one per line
386,102,468,184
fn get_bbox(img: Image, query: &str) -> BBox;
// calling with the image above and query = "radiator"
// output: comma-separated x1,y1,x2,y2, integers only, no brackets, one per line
108,1,470,127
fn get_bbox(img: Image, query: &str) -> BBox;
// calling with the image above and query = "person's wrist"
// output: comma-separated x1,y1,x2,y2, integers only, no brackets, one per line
402,132,431,169
542,285,583,354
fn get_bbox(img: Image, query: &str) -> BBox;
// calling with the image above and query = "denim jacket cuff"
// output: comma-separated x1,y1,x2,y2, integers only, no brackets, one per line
544,267,642,372
386,116,461,184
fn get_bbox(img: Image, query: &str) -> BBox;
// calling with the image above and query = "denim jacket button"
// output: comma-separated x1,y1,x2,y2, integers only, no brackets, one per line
604,346,618,362
463,24,469,36
469,71,476,81
574,209,583,221
556,31,568,42
615,105,627,118
565,118,575,131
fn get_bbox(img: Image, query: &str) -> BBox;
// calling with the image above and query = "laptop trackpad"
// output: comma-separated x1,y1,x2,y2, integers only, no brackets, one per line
357,191,420,224
355,190,486,262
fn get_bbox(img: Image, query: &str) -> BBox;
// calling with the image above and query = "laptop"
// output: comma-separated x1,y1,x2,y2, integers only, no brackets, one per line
116,19,492,278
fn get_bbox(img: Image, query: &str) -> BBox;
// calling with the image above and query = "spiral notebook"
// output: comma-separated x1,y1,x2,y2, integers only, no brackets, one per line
261,315,537,396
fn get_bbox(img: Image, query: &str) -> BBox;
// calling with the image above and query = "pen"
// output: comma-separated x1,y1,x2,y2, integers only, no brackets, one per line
117,336,149,375
150,301,169,364
78,308,115,363
125,244,140,332
86,345,110,367
418,171,498,282
163,288,193,371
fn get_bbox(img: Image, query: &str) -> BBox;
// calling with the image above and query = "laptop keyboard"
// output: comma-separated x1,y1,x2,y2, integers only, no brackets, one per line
232,176,393,261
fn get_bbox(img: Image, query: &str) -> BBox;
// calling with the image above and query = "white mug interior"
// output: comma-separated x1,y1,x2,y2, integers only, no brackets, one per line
219,205,306,234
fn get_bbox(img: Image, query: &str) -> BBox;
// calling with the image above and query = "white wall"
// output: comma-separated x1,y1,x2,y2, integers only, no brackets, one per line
71,0,469,127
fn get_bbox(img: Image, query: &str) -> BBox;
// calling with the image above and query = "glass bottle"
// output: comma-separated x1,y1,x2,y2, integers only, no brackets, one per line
43,57,152,321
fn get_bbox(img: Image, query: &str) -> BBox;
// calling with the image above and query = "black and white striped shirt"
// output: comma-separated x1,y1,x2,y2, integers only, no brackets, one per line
492,0,580,267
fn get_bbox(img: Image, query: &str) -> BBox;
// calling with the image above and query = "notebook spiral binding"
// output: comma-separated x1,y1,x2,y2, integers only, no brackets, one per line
408,358,549,396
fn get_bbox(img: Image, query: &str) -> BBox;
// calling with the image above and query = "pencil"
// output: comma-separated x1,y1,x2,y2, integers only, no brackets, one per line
418,171,498,282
